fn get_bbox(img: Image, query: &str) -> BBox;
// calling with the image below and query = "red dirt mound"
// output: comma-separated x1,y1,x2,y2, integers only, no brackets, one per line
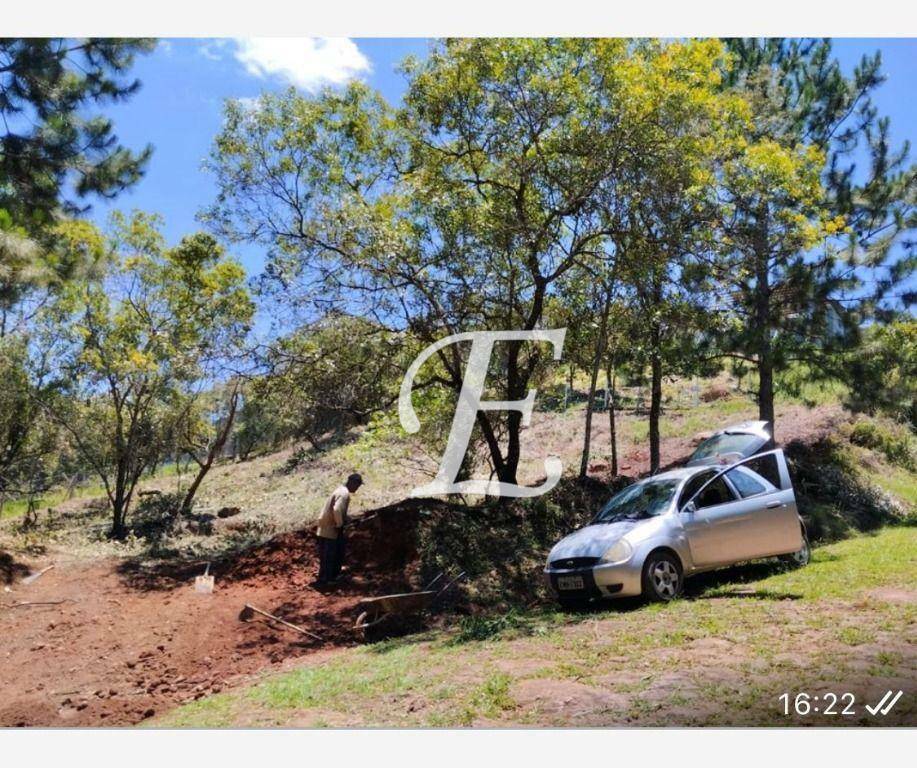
0,501,440,727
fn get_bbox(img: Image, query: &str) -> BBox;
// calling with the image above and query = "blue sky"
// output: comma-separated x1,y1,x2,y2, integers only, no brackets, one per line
89,38,917,281
89,38,432,274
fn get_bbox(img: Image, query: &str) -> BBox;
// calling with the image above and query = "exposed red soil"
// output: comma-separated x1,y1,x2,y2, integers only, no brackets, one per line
0,502,431,727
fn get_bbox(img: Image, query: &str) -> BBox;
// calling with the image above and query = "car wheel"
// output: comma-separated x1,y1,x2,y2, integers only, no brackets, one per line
642,551,683,602
781,532,810,568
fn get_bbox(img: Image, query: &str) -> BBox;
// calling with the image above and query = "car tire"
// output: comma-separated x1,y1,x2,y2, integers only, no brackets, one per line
780,530,810,568
641,551,683,602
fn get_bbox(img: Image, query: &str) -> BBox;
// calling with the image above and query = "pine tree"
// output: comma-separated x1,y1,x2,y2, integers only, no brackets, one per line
718,39,916,432
0,38,154,229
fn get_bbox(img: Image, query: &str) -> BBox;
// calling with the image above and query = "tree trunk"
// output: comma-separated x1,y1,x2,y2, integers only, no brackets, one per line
180,388,240,515
753,203,776,437
606,364,618,476
649,354,662,474
501,338,524,485
579,351,602,480
580,289,612,479
111,491,127,539
758,354,775,427
648,266,664,474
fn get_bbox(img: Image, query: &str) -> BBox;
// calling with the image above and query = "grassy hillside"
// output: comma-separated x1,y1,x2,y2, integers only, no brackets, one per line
0,374,912,564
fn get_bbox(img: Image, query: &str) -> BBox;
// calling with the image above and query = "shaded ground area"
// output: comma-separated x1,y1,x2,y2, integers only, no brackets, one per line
1,550,30,584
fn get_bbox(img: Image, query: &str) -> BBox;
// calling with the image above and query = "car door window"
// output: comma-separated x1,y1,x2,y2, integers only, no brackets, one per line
679,471,714,509
726,467,767,498
694,476,735,509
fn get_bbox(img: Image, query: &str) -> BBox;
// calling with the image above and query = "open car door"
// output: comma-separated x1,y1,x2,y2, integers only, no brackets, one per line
681,449,802,566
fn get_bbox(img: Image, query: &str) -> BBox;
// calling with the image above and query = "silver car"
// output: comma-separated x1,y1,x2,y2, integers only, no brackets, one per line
545,449,809,605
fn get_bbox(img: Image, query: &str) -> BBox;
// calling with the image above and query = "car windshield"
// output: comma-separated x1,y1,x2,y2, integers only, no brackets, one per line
593,479,680,524
689,432,761,462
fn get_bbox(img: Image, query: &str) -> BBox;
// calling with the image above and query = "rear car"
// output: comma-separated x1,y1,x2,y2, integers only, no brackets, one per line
686,420,775,467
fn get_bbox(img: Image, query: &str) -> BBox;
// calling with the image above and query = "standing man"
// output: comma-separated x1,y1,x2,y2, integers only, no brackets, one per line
314,473,363,586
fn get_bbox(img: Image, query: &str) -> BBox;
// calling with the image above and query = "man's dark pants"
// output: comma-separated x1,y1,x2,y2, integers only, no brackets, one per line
333,532,346,579
317,535,337,583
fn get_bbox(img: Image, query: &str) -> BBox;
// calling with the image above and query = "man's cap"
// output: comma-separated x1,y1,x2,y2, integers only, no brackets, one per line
347,473,363,486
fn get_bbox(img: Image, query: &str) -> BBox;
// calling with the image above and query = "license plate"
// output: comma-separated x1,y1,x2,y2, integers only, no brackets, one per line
557,575,584,591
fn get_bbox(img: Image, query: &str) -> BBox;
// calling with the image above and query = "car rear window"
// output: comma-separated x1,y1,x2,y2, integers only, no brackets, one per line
689,432,762,463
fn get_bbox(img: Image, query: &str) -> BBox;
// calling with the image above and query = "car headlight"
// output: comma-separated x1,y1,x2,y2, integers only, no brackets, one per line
600,539,633,565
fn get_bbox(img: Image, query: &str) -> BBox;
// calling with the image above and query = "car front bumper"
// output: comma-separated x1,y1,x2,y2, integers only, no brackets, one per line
544,560,643,600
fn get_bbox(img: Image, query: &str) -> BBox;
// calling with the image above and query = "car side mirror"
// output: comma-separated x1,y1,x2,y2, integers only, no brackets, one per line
682,501,697,515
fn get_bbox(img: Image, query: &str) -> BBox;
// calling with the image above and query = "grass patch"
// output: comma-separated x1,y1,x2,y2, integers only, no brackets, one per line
150,693,237,727
247,644,423,711
744,526,916,600
459,672,516,723
0,482,107,520
837,626,875,646
863,464,917,508
848,418,915,471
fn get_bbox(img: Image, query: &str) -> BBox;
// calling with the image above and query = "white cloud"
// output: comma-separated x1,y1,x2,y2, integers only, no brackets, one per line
230,38,371,92
199,39,230,61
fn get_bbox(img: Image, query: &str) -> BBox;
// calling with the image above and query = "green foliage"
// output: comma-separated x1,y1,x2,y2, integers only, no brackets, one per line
462,672,516,721
451,610,529,644
205,39,748,485
130,491,184,542
715,39,916,424
785,437,909,540
848,419,915,470
845,320,917,428
252,314,414,452
416,478,611,608
55,212,253,535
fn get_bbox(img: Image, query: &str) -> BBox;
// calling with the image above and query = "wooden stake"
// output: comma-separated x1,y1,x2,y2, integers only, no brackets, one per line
239,603,323,642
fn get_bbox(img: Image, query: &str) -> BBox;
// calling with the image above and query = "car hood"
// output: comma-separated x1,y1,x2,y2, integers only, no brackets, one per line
548,521,639,562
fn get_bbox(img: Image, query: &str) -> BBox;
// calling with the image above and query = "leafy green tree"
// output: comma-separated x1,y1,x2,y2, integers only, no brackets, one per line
717,39,916,432
0,219,106,514
0,337,62,515
845,319,917,428
205,39,744,488
51,213,253,536
175,382,241,515
233,384,293,460
0,39,153,514
255,314,416,450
